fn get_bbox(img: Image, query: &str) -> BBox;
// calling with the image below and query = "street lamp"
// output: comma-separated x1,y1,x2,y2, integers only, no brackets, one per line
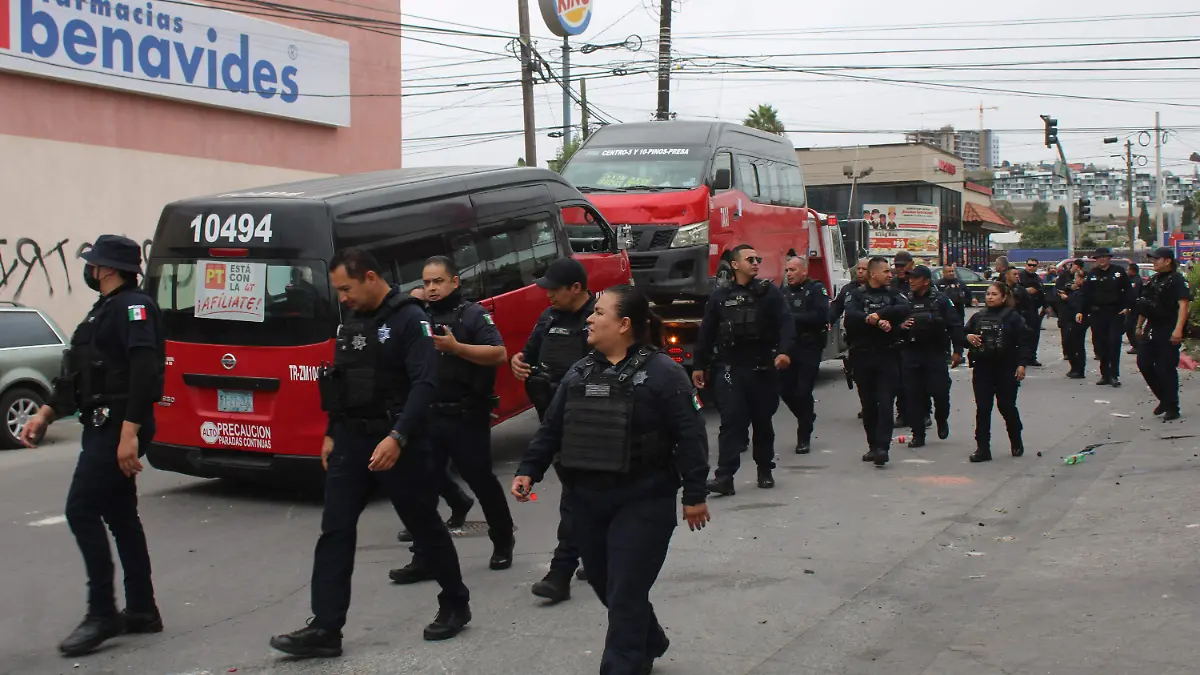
844,165,873,256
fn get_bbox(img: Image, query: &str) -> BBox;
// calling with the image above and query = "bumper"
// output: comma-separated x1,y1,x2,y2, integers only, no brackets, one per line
629,244,710,299
147,442,323,485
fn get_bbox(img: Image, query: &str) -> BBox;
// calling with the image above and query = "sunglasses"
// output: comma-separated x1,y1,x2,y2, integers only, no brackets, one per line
742,256,763,264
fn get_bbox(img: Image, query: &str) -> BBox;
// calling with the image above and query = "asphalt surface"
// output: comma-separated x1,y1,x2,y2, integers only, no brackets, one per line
3,326,1199,675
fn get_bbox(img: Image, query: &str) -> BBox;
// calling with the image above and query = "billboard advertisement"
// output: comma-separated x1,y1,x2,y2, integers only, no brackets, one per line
862,203,940,257
0,0,352,126
1175,239,1200,262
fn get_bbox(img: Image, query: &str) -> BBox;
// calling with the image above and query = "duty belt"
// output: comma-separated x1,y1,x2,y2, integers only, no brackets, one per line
339,416,393,437
429,398,496,418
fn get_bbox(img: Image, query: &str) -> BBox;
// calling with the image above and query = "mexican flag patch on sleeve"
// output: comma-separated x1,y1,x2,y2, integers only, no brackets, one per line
128,305,147,321
482,313,495,325
420,320,433,337
691,392,702,410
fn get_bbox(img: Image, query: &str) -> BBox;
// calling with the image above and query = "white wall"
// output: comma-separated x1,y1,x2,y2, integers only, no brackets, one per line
0,134,328,332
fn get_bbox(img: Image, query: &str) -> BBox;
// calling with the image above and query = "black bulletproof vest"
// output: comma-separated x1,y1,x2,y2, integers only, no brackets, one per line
64,287,163,411
783,282,827,346
936,279,967,307
558,348,665,473
1137,273,1179,323
974,308,1013,359
906,291,944,345
319,292,418,418
1091,269,1121,306
846,287,897,347
536,311,590,382
431,302,495,402
718,284,765,347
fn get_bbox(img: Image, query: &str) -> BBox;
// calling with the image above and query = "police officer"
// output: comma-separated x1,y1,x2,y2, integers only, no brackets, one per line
830,257,869,324
780,256,830,454
695,245,794,493
509,257,596,601
20,235,163,657
965,282,1030,462
512,284,710,675
1081,247,1132,386
935,263,971,323
271,248,470,657
1135,247,1192,421
844,257,912,466
1060,267,1089,379
891,250,914,297
389,256,515,586
1125,262,1143,355
1054,259,1081,359
890,251,916,427
900,266,965,448
1018,258,1046,366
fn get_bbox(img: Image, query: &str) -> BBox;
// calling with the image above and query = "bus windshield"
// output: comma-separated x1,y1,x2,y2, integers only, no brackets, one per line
562,146,708,191
145,258,336,347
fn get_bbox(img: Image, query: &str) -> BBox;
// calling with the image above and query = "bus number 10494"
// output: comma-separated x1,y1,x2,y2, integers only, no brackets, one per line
189,214,275,244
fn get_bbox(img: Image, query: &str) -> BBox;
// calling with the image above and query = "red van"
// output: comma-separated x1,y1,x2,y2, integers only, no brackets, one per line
143,167,630,482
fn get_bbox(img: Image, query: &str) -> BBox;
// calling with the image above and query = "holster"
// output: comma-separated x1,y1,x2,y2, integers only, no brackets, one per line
525,372,556,411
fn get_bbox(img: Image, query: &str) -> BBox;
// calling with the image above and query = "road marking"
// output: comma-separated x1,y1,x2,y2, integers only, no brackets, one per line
902,475,975,486
901,458,933,464
27,515,67,527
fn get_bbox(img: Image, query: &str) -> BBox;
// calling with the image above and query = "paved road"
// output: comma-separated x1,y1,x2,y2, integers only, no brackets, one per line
3,329,1199,675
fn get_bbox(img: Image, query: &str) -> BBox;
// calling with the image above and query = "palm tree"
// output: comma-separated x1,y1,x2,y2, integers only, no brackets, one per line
744,104,786,135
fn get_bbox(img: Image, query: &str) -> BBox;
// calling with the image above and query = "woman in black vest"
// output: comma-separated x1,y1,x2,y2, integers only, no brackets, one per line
512,285,710,675
964,282,1031,462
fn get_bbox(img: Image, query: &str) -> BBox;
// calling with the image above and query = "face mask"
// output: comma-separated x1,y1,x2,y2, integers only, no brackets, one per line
83,265,102,292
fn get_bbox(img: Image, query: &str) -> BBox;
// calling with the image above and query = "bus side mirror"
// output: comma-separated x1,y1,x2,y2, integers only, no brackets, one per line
616,225,633,251
712,168,732,192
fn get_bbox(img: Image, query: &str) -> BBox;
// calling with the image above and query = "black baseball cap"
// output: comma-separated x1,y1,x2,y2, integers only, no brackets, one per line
535,258,588,290
893,250,913,264
80,234,143,274
910,265,932,280
1093,247,1112,258
1148,246,1176,260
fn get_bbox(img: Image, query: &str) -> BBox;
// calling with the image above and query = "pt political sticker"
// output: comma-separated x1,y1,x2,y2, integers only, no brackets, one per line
195,260,266,323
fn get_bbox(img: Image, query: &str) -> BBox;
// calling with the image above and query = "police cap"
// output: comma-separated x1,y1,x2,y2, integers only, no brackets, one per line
909,265,932,280
1093,246,1113,258
1147,246,1176,260
81,235,143,274
535,257,588,290
893,250,913,264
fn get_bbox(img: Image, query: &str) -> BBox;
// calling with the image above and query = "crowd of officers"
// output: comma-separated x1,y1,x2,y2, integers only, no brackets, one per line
15,233,1190,675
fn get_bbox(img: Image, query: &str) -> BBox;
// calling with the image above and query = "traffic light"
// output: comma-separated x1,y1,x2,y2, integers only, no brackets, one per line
1041,115,1059,148
1078,198,1092,223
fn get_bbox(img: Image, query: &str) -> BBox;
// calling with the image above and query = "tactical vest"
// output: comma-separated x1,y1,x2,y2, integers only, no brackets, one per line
846,287,898,347
558,347,667,473
973,308,1013,359
319,291,419,418
783,282,828,347
59,288,163,413
906,292,945,346
718,283,766,348
1137,273,1179,323
431,302,496,402
1091,269,1121,306
936,280,966,308
536,311,590,382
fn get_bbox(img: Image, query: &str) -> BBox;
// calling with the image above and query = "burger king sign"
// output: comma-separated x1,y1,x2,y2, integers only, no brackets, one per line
539,0,593,38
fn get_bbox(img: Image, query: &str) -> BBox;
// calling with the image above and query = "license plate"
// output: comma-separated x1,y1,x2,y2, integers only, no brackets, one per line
217,389,253,413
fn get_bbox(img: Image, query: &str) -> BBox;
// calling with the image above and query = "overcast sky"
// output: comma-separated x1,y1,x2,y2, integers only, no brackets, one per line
397,0,1200,176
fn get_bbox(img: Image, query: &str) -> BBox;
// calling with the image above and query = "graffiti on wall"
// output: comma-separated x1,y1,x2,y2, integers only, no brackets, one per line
0,237,154,302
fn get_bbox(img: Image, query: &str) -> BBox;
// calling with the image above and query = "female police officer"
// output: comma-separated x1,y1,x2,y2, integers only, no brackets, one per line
512,284,710,675
964,281,1031,462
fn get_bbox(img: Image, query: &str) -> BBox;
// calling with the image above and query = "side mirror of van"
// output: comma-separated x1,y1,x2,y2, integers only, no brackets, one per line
616,225,633,251
712,168,732,192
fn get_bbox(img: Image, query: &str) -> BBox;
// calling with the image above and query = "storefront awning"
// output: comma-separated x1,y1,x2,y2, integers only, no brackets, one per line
963,202,1014,233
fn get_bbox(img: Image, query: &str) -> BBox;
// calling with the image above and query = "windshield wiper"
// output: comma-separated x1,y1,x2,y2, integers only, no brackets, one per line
576,185,627,193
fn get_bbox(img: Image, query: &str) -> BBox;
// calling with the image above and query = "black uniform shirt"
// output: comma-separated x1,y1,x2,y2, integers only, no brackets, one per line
1145,271,1191,328
905,288,966,355
694,279,794,369
520,294,597,364
1061,286,1087,328
782,279,830,350
1017,270,1045,310
934,277,970,316
1009,283,1038,325
844,284,912,350
891,274,912,298
965,307,1032,367
516,347,710,506
829,279,863,323
431,296,504,348
1081,265,1132,311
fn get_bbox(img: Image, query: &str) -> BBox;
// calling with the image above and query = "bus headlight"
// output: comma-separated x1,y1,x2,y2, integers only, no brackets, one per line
670,221,710,248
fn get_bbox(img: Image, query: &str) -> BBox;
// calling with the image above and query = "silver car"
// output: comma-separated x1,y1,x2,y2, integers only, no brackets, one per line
0,302,68,449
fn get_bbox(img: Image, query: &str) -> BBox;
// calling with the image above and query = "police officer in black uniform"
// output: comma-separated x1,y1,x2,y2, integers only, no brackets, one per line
900,266,965,448
890,251,915,427
1125,262,1143,354
271,248,470,657
695,245,794,494
1135,247,1192,421
1054,259,1081,360
844,257,912,466
509,257,596,601
513,284,710,675
1018,258,1046,366
21,235,164,657
935,263,971,324
389,256,515,586
965,282,1031,462
830,257,868,324
1081,247,1132,386
1061,267,1088,378
780,256,830,454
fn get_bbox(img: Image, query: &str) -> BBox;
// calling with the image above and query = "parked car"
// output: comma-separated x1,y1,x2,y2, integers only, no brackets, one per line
0,302,67,449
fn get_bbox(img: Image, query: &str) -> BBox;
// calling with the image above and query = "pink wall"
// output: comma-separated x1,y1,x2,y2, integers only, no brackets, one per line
0,0,402,174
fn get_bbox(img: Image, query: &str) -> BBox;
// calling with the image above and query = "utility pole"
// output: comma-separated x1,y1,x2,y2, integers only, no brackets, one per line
517,0,537,167
580,78,590,140
561,37,571,148
1155,111,1164,245
654,0,672,120
1042,114,1074,259
1126,140,1135,249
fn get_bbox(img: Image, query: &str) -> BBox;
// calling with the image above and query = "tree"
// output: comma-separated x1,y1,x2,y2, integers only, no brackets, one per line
1018,224,1066,249
1180,195,1196,232
1027,200,1050,227
1080,235,1097,249
1138,202,1154,245
1056,205,1069,239
744,104,786,135
548,137,581,173
995,200,1017,223
516,157,527,167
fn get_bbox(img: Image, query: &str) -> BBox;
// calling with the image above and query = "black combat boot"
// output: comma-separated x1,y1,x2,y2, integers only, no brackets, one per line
423,603,471,641
59,614,123,657
1163,409,1181,421
706,475,735,496
1009,432,1025,457
757,467,775,488
120,607,163,634
446,496,475,530
795,439,811,454
936,418,950,440
907,434,926,448
1153,402,1167,416
397,529,414,542
269,621,343,658
388,562,437,585
969,446,992,463
873,449,889,466
489,537,515,571
862,448,877,462
531,570,571,602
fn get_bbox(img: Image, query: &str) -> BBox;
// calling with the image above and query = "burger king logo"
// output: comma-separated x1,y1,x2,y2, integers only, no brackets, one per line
538,0,593,38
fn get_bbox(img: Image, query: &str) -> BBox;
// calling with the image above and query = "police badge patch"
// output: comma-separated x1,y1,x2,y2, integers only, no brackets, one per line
378,325,391,343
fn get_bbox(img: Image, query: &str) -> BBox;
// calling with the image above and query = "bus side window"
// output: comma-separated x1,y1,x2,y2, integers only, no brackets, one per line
711,151,733,192
373,232,451,296
782,164,807,208
739,157,760,199
479,213,555,298
447,232,484,301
